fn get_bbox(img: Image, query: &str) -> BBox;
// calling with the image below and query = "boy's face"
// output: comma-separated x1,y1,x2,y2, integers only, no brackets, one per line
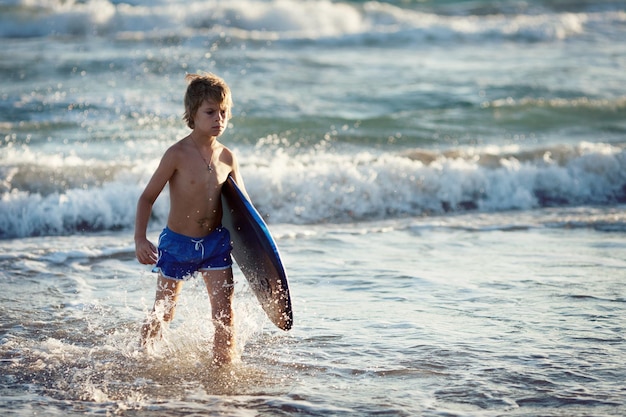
193,100,229,137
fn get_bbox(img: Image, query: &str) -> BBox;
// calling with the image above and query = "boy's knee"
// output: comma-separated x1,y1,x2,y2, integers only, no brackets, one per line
154,298,177,321
213,309,234,327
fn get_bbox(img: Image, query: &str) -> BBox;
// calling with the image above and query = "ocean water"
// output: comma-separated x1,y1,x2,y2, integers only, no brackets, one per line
1,0,626,415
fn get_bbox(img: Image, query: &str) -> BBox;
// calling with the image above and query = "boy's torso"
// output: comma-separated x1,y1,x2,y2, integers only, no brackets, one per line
166,140,232,238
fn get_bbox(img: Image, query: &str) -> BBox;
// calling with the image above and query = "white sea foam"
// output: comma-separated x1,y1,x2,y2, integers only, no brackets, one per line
1,0,621,43
1,142,625,238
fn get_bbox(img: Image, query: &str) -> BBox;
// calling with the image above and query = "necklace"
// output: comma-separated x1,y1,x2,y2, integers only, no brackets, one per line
190,136,213,173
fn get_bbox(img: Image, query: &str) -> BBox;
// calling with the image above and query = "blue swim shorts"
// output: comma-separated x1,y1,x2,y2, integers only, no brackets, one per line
152,226,233,280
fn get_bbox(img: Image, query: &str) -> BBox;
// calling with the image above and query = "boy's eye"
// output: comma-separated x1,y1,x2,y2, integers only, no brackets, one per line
203,108,227,117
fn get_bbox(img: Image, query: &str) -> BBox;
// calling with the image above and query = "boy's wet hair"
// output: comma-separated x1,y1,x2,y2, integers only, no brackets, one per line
183,73,232,129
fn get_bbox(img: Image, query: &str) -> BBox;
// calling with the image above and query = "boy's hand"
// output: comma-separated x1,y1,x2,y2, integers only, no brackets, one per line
135,238,157,265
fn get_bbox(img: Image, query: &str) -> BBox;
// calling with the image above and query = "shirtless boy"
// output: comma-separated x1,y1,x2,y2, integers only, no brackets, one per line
134,73,246,365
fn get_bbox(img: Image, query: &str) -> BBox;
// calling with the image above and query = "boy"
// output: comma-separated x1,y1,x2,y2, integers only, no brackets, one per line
134,73,246,365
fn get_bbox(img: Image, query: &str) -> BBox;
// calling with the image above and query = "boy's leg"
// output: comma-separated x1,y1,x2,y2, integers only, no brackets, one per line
141,275,184,346
202,267,235,365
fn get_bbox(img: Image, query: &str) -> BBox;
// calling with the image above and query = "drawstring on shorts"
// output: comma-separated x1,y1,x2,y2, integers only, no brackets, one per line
191,238,205,258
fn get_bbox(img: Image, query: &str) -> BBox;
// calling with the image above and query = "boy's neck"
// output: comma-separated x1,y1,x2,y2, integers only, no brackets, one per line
190,132,217,146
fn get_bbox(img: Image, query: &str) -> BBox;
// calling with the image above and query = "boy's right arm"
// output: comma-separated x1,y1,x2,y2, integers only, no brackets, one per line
134,148,178,265
135,192,158,265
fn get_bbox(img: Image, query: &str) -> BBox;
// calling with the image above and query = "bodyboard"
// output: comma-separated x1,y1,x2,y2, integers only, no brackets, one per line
221,175,293,330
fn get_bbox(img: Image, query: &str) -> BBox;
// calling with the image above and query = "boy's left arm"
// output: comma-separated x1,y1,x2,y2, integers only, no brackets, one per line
227,149,251,200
